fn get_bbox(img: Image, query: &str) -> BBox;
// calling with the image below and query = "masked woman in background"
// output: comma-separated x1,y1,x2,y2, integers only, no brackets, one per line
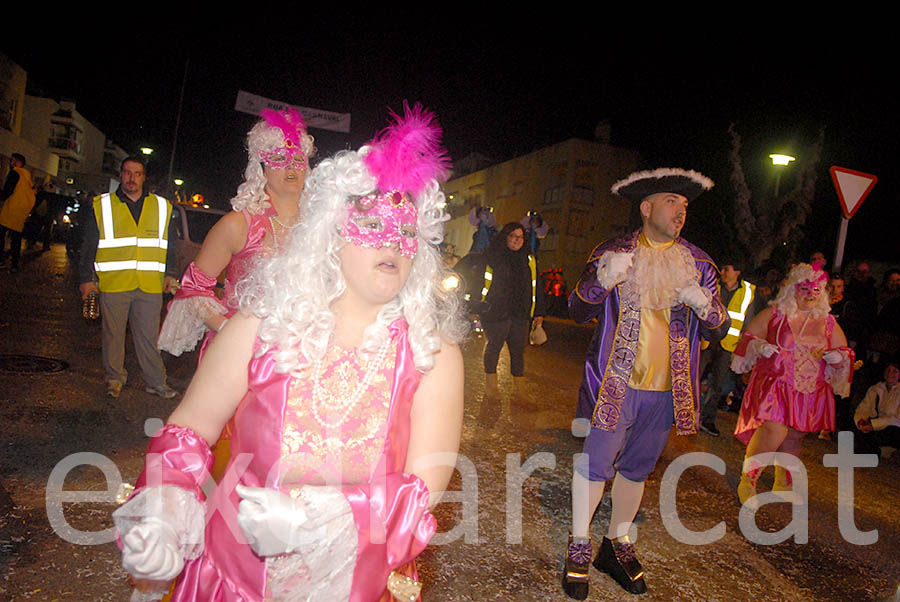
157,108,314,356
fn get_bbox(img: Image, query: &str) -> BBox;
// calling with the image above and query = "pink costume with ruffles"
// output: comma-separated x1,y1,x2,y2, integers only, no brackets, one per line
734,309,853,444
123,320,435,601
157,205,275,356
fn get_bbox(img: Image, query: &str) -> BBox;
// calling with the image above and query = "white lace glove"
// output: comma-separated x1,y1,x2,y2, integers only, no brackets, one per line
823,350,845,364
676,283,712,313
236,484,311,557
759,343,779,358
121,517,184,581
597,251,634,289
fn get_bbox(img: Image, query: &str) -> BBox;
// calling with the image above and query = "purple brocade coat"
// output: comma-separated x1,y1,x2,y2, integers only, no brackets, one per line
569,229,730,435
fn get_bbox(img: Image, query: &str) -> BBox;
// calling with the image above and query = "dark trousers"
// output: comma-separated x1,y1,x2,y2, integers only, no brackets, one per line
482,317,530,377
699,345,738,425
854,425,900,456
0,226,23,269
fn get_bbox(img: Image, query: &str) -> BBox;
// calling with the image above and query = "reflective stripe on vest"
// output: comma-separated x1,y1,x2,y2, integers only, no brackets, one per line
721,280,755,352
93,193,171,292
481,254,538,317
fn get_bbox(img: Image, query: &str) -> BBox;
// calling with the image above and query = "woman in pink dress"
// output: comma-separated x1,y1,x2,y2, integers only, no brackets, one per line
157,108,314,356
114,104,467,601
731,262,853,506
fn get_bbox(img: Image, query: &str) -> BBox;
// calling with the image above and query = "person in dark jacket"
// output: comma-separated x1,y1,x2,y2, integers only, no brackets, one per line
475,221,544,396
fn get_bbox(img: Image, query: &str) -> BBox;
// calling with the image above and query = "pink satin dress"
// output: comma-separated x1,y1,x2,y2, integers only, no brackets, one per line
165,319,434,602
220,206,275,317
735,310,838,444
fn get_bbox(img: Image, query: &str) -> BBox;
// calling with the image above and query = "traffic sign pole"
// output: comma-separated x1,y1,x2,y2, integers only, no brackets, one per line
833,216,849,274
829,166,877,274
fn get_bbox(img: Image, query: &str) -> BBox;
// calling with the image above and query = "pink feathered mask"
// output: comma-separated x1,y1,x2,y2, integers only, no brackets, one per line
340,103,451,258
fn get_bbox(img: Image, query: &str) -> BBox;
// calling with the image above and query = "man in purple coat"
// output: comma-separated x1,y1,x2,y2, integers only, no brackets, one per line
563,168,729,598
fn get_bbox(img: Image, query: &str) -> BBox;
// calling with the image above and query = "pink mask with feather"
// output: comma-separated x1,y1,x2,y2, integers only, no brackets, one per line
340,102,451,259
258,108,309,170
795,260,828,300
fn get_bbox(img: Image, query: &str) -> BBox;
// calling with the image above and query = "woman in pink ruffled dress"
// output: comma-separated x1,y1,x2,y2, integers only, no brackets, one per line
114,104,467,601
731,262,853,505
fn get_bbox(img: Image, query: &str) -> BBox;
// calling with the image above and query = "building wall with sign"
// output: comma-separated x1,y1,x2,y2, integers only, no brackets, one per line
443,138,641,290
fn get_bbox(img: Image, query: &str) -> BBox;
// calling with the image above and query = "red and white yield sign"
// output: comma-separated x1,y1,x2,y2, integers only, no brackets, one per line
830,166,877,219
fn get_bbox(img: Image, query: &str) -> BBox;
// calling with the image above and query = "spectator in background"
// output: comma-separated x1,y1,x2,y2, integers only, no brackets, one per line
699,258,761,436
841,260,878,364
756,264,782,308
854,362,900,458
0,153,36,272
25,178,61,252
474,222,544,398
868,268,900,365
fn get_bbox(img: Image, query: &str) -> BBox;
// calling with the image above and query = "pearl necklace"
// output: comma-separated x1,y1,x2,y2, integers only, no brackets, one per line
268,214,298,250
310,337,392,429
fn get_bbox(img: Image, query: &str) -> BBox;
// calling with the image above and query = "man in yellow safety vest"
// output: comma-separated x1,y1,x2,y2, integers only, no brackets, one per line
78,157,180,399
698,259,759,436
0,153,36,272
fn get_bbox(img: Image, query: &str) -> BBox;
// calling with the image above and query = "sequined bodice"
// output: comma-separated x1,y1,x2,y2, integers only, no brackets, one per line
769,310,834,394
279,340,397,487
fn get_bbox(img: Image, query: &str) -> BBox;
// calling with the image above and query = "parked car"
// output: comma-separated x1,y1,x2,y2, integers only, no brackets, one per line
173,204,227,279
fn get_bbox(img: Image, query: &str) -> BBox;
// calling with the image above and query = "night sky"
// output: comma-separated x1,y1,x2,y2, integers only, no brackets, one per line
4,16,897,270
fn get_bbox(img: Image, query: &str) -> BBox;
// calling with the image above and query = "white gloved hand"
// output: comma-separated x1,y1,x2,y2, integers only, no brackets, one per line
759,343,779,358
676,283,711,312
597,251,634,289
823,350,845,364
121,517,184,581
236,484,309,557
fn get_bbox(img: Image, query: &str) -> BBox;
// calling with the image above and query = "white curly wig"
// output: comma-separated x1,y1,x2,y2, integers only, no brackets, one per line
230,118,316,215
773,262,832,318
236,145,469,375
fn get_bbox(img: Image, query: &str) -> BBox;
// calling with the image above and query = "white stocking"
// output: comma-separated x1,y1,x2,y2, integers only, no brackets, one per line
571,471,606,539
607,473,644,541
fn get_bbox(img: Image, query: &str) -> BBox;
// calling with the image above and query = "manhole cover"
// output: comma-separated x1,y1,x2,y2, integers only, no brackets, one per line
0,354,70,374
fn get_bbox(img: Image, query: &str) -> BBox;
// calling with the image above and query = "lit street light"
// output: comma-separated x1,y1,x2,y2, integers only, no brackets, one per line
770,152,796,198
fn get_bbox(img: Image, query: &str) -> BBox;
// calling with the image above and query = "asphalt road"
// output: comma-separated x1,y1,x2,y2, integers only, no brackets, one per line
2,244,899,601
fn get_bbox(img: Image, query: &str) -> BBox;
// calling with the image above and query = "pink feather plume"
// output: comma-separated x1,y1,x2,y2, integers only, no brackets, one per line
261,107,307,146
364,102,451,196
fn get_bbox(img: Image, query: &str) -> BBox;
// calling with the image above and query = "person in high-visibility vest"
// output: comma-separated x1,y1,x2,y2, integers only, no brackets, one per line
698,259,760,436
476,221,543,397
78,156,180,399
0,153,36,272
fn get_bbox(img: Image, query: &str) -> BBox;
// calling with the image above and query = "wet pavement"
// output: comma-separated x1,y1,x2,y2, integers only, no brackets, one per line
2,244,899,601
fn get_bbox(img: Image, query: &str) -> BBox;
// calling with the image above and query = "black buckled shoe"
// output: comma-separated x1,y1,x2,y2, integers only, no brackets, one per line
563,534,591,600
593,537,647,595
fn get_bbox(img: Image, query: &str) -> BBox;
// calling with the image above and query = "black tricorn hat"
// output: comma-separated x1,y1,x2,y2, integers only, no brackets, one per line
611,168,714,202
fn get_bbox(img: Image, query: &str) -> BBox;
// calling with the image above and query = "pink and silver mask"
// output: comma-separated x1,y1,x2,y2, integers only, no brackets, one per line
258,139,308,171
795,271,828,301
340,190,418,258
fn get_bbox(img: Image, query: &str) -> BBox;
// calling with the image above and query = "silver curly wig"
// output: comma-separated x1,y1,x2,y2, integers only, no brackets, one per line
236,145,469,374
230,118,316,215
773,262,832,318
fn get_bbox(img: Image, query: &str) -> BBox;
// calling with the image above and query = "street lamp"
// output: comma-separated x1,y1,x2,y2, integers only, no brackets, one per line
140,147,154,156
769,153,796,198
173,178,185,203
769,154,796,166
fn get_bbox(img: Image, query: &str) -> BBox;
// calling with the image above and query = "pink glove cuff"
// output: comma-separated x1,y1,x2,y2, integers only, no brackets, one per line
134,424,214,501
